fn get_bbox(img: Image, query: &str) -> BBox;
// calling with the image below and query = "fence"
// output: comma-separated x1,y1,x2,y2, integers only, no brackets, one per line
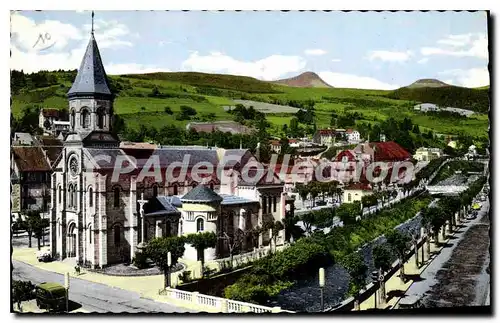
158,287,294,313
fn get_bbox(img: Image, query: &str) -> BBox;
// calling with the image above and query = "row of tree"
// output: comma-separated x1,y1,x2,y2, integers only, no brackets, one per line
342,175,486,310
12,210,50,250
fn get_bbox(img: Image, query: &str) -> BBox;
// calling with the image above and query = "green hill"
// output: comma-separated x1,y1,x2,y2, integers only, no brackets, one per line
387,85,490,113
10,70,490,139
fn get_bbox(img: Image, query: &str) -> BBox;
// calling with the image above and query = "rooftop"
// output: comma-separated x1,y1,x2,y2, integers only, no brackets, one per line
181,185,223,203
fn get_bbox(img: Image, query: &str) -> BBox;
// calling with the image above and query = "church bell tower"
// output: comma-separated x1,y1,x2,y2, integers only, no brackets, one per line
65,12,119,148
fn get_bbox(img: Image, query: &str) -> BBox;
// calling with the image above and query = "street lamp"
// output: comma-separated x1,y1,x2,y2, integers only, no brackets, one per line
371,270,378,309
167,251,172,288
319,268,325,312
64,272,70,313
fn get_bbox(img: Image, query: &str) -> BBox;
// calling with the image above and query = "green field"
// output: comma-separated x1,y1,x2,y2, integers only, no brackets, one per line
11,71,489,138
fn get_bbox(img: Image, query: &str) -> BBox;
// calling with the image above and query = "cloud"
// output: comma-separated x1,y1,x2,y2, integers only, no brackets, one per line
105,63,169,75
331,58,341,62
438,68,490,88
11,11,84,52
417,58,429,64
367,50,413,63
318,71,399,90
10,12,137,73
436,33,475,47
304,49,327,56
181,51,306,81
421,33,488,59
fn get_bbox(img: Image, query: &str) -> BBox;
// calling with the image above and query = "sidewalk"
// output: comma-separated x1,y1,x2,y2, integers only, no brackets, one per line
358,226,455,311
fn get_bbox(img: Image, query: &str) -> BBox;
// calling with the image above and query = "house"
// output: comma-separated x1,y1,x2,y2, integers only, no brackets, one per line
313,129,335,146
49,28,287,268
13,132,36,146
346,129,361,143
414,103,440,112
413,147,443,162
269,139,298,153
39,108,70,136
343,183,373,203
447,140,458,149
11,146,52,217
186,121,253,135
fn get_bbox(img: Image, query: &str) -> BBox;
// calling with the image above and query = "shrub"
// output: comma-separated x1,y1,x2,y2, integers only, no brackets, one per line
12,280,35,306
164,106,173,115
178,271,192,284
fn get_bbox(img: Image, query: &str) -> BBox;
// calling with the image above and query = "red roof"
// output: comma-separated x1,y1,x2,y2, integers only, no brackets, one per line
345,182,372,191
372,141,411,162
12,147,51,172
41,109,61,118
346,128,353,134
270,140,280,146
318,129,334,135
334,150,356,162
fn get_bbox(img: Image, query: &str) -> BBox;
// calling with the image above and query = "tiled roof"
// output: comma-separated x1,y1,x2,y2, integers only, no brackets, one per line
38,136,64,167
345,182,372,191
144,196,181,216
41,109,62,118
372,141,411,162
317,129,334,135
12,146,51,172
220,194,258,205
67,34,112,98
181,185,223,203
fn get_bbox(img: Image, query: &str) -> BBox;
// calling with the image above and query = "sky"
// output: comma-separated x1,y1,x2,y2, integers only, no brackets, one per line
10,10,490,90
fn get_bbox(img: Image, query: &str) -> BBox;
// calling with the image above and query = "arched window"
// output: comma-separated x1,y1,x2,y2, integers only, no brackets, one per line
88,187,93,207
192,182,197,188
70,109,75,130
173,184,178,195
114,225,121,246
152,185,158,197
73,185,78,208
88,225,93,244
58,186,62,204
96,108,105,129
209,183,214,190
68,184,73,207
348,193,352,202
113,187,120,208
196,218,204,232
81,109,90,128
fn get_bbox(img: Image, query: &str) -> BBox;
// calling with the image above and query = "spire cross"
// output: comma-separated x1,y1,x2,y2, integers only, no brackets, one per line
91,11,95,34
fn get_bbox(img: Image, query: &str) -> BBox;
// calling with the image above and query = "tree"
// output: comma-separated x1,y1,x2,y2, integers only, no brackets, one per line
12,280,35,312
186,232,217,277
145,236,186,288
283,215,304,243
341,253,367,311
221,229,246,269
164,106,173,115
372,243,393,303
300,212,315,235
33,217,49,250
335,202,360,226
264,220,284,253
385,229,410,283
19,210,43,248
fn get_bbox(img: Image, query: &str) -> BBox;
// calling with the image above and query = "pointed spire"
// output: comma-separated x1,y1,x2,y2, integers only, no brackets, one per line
91,11,95,35
67,12,112,99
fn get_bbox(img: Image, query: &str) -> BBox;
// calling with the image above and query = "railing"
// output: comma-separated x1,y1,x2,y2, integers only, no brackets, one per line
158,287,293,313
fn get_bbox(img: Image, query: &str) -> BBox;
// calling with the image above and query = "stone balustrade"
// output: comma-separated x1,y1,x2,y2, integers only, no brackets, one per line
159,287,294,313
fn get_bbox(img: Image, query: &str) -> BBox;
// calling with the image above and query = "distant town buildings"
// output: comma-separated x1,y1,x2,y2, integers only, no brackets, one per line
346,129,361,144
413,103,475,117
186,121,253,135
313,128,356,146
39,108,70,137
343,183,373,203
413,147,443,162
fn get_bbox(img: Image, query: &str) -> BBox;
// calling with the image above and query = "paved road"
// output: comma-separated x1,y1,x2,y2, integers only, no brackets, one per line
401,198,490,308
12,260,196,313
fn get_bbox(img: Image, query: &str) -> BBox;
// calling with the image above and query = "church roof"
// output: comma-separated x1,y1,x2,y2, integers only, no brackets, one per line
67,33,112,98
181,185,223,203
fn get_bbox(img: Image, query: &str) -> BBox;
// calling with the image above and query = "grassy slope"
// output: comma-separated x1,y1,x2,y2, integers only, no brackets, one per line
11,72,489,138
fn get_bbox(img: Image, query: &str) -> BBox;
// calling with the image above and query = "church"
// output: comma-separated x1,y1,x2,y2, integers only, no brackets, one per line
49,28,288,269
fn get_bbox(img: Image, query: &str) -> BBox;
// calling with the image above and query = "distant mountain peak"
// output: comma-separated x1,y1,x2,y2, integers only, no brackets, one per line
272,71,333,88
406,78,451,89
